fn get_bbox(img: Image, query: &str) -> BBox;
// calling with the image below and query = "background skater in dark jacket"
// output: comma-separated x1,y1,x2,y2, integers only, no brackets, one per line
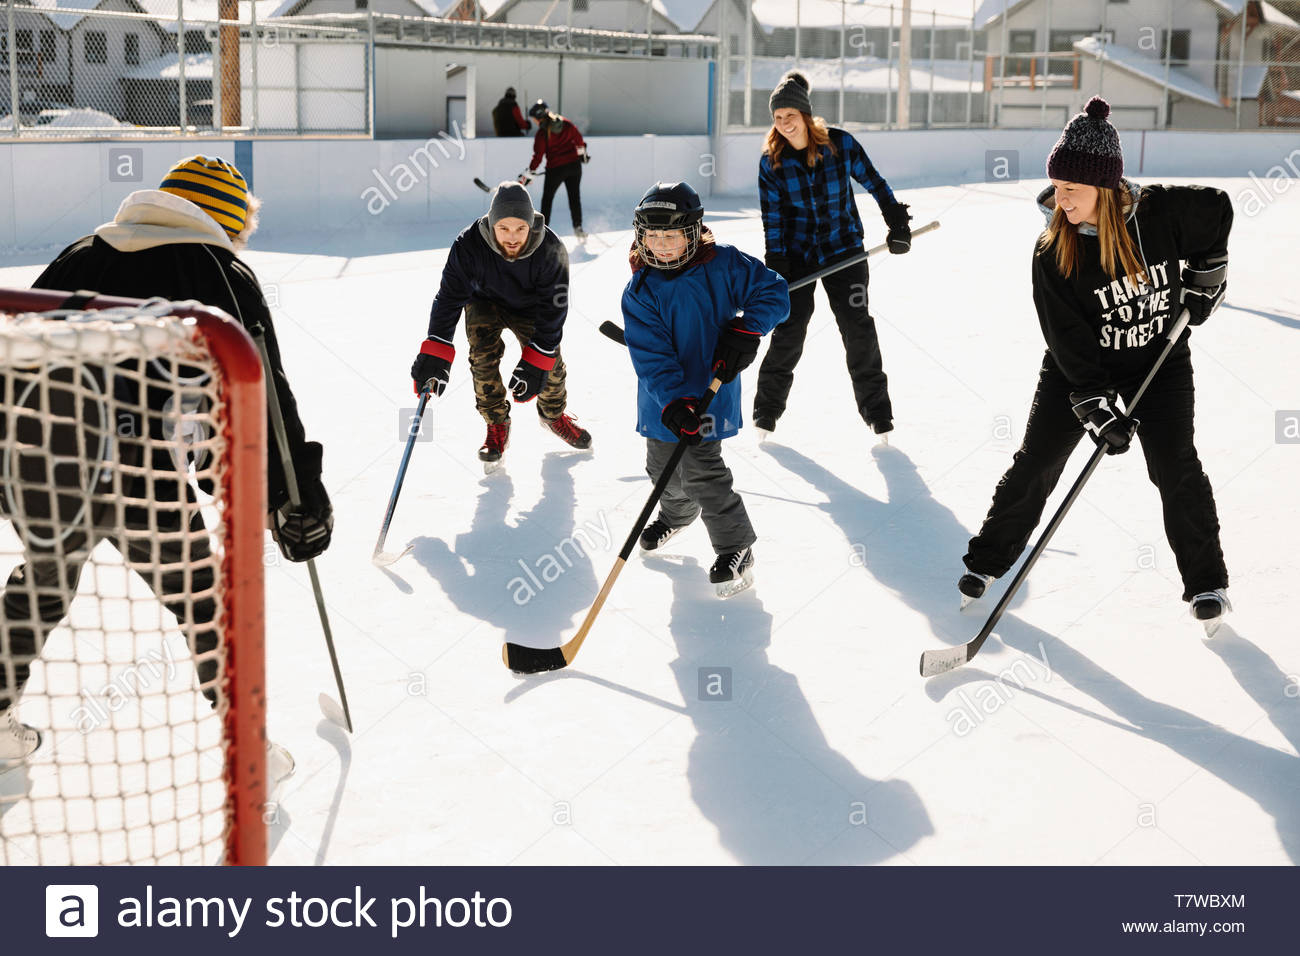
960,97,1234,635
492,87,529,137
412,182,592,473
520,100,590,241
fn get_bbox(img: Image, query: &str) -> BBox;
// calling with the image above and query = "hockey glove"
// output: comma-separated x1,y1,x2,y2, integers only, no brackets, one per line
1070,389,1138,455
1181,256,1227,326
509,343,557,403
271,443,333,562
411,336,454,396
711,321,761,384
578,146,591,164
661,397,703,445
883,202,912,254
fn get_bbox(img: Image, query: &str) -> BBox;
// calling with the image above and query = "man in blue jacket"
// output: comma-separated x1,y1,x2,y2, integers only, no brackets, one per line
621,182,789,595
412,182,591,470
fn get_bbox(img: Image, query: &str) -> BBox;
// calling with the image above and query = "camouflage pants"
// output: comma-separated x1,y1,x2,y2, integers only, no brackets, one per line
465,300,568,424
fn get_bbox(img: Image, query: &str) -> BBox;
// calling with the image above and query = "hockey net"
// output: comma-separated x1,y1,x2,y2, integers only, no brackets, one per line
0,289,265,865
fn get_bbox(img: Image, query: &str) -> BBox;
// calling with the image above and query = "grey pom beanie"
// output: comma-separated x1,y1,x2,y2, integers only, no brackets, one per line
769,71,812,116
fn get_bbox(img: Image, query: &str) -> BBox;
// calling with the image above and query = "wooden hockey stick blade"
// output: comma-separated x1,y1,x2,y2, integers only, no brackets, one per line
598,320,626,345
473,177,492,193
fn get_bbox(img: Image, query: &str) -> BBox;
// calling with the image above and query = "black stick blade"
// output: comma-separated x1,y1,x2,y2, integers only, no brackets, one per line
502,642,569,674
919,644,973,678
473,177,492,193
598,321,626,346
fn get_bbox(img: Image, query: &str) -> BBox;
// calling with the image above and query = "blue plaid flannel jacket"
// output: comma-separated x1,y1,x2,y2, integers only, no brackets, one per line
758,126,898,267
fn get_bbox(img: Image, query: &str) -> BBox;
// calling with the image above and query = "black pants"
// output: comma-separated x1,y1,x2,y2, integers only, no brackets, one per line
753,253,891,427
964,349,1227,601
540,162,582,231
0,380,218,712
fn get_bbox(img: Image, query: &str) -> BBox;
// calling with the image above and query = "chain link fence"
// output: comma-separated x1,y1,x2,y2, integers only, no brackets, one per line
0,1,369,137
2,0,1297,136
718,0,1300,131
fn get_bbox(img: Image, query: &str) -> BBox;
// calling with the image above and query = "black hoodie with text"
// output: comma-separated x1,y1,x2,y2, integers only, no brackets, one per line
1031,180,1232,393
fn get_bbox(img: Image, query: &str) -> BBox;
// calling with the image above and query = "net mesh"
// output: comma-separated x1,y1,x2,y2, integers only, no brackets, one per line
0,299,247,865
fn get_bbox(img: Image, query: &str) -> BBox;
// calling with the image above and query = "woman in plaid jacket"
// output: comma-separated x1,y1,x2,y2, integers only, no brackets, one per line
753,71,913,440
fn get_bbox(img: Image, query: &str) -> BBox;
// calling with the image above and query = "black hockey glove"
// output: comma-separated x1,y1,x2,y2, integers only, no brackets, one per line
1070,389,1138,455
764,252,794,281
411,336,454,396
661,397,703,445
509,343,557,403
271,443,333,562
883,202,912,254
1181,256,1227,326
711,321,761,384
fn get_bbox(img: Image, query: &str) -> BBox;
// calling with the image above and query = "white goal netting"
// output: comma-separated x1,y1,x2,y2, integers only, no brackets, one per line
0,296,265,865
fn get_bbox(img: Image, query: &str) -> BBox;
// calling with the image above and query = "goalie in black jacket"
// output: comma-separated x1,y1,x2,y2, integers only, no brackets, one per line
0,156,329,762
960,98,1232,630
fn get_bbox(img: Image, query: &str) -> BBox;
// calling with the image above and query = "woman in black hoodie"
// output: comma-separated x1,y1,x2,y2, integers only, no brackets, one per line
960,97,1233,632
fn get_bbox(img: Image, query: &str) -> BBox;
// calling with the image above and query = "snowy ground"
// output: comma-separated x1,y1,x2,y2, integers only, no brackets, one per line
1,175,1296,865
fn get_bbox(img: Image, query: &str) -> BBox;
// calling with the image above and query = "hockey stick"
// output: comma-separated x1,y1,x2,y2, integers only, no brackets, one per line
919,309,1193,678
503,377,724,674
252,331,354,733
473,178,491,193
599,220,941,346
372,386,431,567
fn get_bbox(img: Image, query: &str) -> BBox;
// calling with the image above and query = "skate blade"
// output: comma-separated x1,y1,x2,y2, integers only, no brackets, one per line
267,742,296,789
876,433,890,446
715,568,754,599
483,459,505,475
1201,618,1223,639
960,593,977,611
372,543,414,568
755,429,772,444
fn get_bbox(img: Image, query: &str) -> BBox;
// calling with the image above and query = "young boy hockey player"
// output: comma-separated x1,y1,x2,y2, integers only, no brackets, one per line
621,182,789,596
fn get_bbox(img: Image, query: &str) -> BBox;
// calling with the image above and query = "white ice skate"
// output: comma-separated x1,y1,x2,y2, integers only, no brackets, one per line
0,707,41,763
1190,589,1231,638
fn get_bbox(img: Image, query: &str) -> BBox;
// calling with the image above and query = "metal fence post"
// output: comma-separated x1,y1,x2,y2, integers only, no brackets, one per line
251,0,260,134
178,0,188,131
886,4,894,128
7,0,20,136
1235,2,1248,129
212,18,222,131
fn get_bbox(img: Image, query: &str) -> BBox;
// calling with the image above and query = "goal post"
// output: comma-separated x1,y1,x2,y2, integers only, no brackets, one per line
0,288,266,866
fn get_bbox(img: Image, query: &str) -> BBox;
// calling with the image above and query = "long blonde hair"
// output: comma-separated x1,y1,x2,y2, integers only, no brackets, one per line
763,112,836,169
1039,186,1146,286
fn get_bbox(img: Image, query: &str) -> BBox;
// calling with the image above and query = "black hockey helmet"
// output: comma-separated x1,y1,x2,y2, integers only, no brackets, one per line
505,86,517,98
528,100,550,120
633,182,705,270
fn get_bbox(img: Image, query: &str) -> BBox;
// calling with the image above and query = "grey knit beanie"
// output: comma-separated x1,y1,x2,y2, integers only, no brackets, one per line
769,71,812,116
488,181,534,226
1046,96,1124,188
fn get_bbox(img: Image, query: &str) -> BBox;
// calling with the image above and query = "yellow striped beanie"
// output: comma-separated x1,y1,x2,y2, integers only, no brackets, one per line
159,155,250,237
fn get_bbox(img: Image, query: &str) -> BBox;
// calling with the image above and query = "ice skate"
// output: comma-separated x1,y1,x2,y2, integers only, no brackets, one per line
541,412,592,450
479,420,510,474
1190,589,1231,638
639,515,686,553
958,572,993,611
753,413,776,444
710,547,755,598
0,707,41,763
267,739,296,789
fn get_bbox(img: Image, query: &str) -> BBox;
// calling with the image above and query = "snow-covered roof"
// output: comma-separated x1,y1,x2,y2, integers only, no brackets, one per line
1285,89,1300,103
751,0,978,31
658,0,713,33
751,54,980,94
28,0,286,32
1229,63,1269,98
122,49,213,79
1073,36,1225,108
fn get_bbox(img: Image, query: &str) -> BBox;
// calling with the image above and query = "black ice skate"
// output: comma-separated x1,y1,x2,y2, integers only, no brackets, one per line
709,547,755,598
958,572,993,611
639,516,686,553
1190,589,1231,638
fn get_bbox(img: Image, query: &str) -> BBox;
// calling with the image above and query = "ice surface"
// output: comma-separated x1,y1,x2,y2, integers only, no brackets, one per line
0,175,1295,865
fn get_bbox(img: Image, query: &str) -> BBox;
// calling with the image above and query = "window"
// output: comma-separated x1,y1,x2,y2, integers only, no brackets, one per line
41,30,56,62
183,31,210,54
1008,29,1035,75
1160,29,1190,67
574,0,589,10
85,31,107,65
354,0,368,8
1049,29,1096,75
124,33,139,66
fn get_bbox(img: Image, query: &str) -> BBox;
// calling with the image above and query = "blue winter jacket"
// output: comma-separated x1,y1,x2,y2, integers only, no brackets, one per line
622,237,789,443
